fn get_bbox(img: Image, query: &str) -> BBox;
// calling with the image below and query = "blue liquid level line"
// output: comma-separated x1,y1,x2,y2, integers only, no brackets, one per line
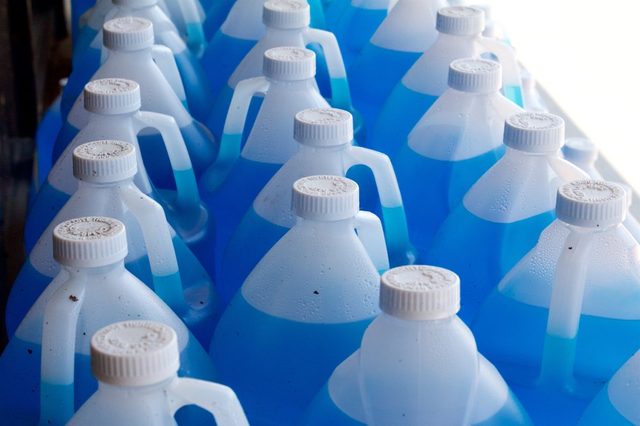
40,382,75,425
200,32,257,104
220,207,290,304
25,180,71,253
380,205,415,267
503,85,524,108
207,83,264,142
212,294,372,426
426,207,556,321
329,77,352,112
372,83,440,158
395,145,505,256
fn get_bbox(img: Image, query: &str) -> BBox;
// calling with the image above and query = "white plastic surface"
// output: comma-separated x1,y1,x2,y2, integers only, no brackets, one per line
220,0,267,40
408,82,522,162
605,350,640,425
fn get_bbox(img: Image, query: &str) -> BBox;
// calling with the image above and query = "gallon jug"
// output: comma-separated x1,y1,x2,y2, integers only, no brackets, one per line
207,0,355,141
199,47,330,276
427,112,588,321
328,0,393,67
394,58,522,255
563,137,640,243
69,320,248,426
371,6,522,157
58,17,216,185
67,0,210,122
212,175,389,425
203,0,235,40
474,180,640,425
220,108,413,304
29,79,213,278
579,349,640,426
201,0,325,95
304,265,532,426
8,141,218,345
34,79,66,187
0,217,215,425
348,0,447,129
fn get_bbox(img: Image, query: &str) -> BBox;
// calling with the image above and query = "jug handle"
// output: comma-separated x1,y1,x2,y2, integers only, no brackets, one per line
478,38,523,105
538,228,595,388
168,378,250,426
304,29,353,111
199,76,271,192
133,111,202,220
39,272,88,426
355,211,390,272
176,0,207,57
119,184,189,314
151,45,188,105
346,146,416,266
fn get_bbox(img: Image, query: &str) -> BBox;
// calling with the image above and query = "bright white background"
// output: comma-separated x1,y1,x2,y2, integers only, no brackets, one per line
487,0,640,190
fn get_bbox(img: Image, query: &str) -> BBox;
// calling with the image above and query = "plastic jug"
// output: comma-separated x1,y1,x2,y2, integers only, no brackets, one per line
199,47,330,277
521,70,548,113
474,180,640,425
58,17,217,185
207,0,355,141
200,0,325,105
28,80,214,278
65,0,210,122
371,6,522,157
220,108,413,304
8,141,218,345
563,137,640,243
394,58,522,256
69,320,248,426
71,0,97,46
328,0,393,68
212,175,389,425
34,79,66,188
579,349,640,425
0,217,215,425
304,265,532,425
203,0,235,40
347,0,447,129
426,112,588,321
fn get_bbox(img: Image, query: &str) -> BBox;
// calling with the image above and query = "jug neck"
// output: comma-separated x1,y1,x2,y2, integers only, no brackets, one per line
297,142,350,154
77,177,137,191
267,77,317,91
296,215,356,231
106,47,153,64
264,26,306,39
62,259,127,277
97,375,177,395
88,110,138,124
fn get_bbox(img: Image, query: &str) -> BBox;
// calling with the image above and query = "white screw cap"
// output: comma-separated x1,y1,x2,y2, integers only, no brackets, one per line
84,78,141,115
448,58,502,93
556,180,627,228
292,175,359,221
563,137,598,165
112,0,158,7
91,320,179,387
436,6,485,36
263,0,310,29
263,47,316,81
53,217,128,268
294,108,353,147
103,17,154,51
380,265,460,321
503,112,565,153
73,140,138,183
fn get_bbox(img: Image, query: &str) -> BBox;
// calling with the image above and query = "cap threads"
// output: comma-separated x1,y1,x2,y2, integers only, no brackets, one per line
448,58,502,93
292,175,359,221
84,78,141,115
103,17,154,51
503,112,565,153
53,217,128,268
263,47,316,81
294,108,353,147
556,180,627,228
436,6,485,36
73,140,137,183
263,0,310,29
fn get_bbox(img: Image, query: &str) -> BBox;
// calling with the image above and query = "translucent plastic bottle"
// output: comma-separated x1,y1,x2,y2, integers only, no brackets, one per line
212,175,389,425
66,0,210,122
69,320,248,426
34,79,66,188
371,6,522,157
304,265,531,426
199,47,330,276
203,0,235,40
220,108,413,303
8,141,218,345
426,112,588,321
200,0,325,94
0,217,215,425
207,0,354,141
474,180,640,425
59,17,216,184
394,58,522,256
563,137,640,243
328,0,393,67
348,0,447,129
29,79,213,277
579,350,640,426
